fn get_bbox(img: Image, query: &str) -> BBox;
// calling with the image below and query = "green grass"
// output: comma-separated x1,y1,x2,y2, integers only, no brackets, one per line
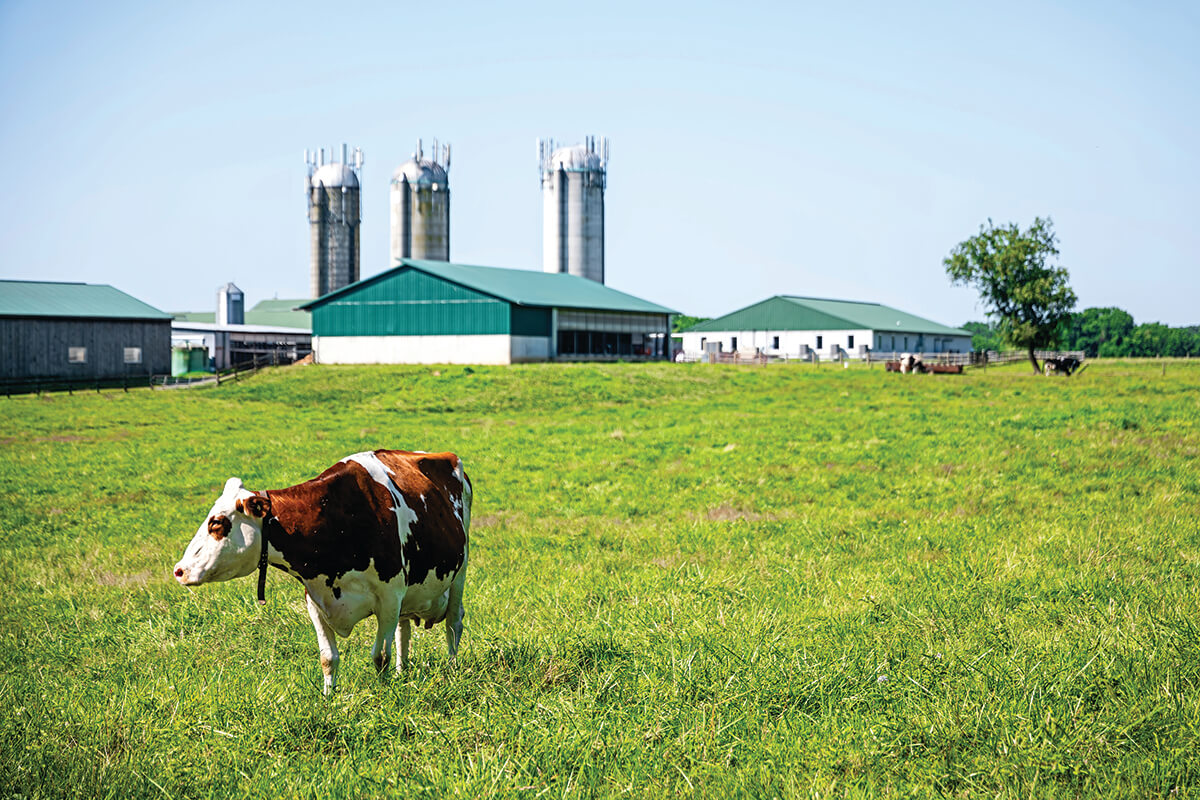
1,359,1198,798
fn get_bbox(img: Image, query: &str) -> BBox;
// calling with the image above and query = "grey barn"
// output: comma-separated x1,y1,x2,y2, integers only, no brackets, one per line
0,280,172,382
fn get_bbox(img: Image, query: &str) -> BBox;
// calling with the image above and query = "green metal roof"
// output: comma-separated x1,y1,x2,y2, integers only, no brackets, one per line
0,280,171,320
684,295,970,336
301,259,678,315
171,299,311,330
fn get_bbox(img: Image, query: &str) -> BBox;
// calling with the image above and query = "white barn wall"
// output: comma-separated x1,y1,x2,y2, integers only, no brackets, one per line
681,329,971,358
314,334,514,365
682,328,872,358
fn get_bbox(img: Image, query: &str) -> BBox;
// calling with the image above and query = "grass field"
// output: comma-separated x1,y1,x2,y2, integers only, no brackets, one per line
1,359,1198,798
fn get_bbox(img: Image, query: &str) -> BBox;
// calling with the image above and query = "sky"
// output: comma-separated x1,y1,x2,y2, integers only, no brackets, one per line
1,0,1197,326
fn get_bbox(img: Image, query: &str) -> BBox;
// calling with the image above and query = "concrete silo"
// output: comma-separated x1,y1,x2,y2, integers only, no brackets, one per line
539,136,607,284
390,139,450,263
305,144,363,298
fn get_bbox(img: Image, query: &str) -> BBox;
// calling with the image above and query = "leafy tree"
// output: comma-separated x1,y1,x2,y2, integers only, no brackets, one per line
1065,307,1134,358
961,321,1004,352
672,315,710,333
1128,323,1170,357
944,217,1077,373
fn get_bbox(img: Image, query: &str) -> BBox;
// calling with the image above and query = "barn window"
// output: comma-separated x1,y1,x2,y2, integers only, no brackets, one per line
847,335,854,349
123,347,142,364
730,336,738,351
772,336,780,349
68,347,87,364
816,335,823,350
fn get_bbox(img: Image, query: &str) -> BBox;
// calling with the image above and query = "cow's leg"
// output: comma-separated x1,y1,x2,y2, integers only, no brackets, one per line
395,618,412,672
305,592,339,695
443,566,468,660
371,595,401,675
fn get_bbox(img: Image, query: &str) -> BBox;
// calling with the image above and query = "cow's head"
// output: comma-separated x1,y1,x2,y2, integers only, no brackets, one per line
173,477,270,586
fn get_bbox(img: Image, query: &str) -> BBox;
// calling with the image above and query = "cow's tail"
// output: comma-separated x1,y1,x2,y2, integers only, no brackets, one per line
456,457,473,539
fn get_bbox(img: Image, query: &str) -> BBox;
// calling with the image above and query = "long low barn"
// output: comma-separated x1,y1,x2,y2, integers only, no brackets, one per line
681,295,972,360
0,280,172,382
301,259,677,365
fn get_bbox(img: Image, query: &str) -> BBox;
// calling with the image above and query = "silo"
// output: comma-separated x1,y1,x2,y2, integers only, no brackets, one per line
390,139,450,263
539,136,607,284
216,282,244,325
305,144,363,298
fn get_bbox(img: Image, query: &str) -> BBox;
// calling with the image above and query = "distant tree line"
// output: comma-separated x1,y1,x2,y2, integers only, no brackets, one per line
964,308,1200,357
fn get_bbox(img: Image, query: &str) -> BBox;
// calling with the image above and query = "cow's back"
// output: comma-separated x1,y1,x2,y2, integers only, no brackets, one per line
264,450,469,589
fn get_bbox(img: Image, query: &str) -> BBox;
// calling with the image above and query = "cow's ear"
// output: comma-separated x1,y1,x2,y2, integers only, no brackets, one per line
237,494,271,519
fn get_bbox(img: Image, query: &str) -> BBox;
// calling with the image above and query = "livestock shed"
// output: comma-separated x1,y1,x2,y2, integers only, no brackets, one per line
302,258,676,365
172,298,312,371
0,280,171,382
681,295,972,360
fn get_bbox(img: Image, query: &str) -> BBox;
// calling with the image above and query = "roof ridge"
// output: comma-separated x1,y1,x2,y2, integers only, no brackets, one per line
1,279,91,286
782,294,882,306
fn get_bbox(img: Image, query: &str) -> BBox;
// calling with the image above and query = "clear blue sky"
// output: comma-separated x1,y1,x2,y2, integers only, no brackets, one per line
2,1,1196,326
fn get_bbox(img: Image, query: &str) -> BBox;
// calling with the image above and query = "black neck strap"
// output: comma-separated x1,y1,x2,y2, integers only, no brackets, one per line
256,494,273,605
256,524,269,605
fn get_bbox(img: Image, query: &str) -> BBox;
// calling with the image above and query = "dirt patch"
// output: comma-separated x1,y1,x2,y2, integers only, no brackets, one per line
95,569,155,587
0,434,87,446
703,503,779,523
472,513,505,529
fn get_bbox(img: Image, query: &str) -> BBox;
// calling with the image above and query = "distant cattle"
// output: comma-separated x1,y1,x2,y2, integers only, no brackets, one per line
173,450,471,694
1043,357,1082,376
899,353,925,374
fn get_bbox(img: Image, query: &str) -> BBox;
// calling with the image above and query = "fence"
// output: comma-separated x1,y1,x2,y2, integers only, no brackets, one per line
674,349,1086,368
2,354,278,397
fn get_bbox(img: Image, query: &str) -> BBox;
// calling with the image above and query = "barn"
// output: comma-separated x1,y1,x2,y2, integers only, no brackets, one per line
172,297,312,371
0,280,171,383
301,258,676,364
680,295,972,360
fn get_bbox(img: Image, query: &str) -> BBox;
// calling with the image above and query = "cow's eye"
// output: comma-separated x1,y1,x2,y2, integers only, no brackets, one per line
208,516,232,540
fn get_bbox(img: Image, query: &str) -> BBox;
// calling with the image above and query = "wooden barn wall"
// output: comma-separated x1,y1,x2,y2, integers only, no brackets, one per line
0,317,172,380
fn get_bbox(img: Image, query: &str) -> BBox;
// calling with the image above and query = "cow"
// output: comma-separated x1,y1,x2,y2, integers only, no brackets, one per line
899,353,925,374
1043,356,1081,376
173,449,471,694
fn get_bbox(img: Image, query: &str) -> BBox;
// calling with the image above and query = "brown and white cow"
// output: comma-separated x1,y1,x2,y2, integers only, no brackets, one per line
173,449,471,694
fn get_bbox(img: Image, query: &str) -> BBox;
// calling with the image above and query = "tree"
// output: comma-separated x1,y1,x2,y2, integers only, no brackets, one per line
1065,307,1134,358
944,217,1077,373
672,315,710,334
961,321,1004,352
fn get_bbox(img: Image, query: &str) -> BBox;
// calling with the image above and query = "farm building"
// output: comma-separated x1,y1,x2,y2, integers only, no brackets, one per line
680,296,972,360
301,258,676,364
0,280,172,382
172,296,312,371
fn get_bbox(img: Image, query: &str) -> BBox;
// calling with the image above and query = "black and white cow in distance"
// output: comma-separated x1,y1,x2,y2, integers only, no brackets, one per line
173,450,471,694
1043,356,1082,376
899,353,925,374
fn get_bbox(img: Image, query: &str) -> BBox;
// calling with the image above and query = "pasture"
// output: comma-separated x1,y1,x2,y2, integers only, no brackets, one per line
1,360,1198,798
